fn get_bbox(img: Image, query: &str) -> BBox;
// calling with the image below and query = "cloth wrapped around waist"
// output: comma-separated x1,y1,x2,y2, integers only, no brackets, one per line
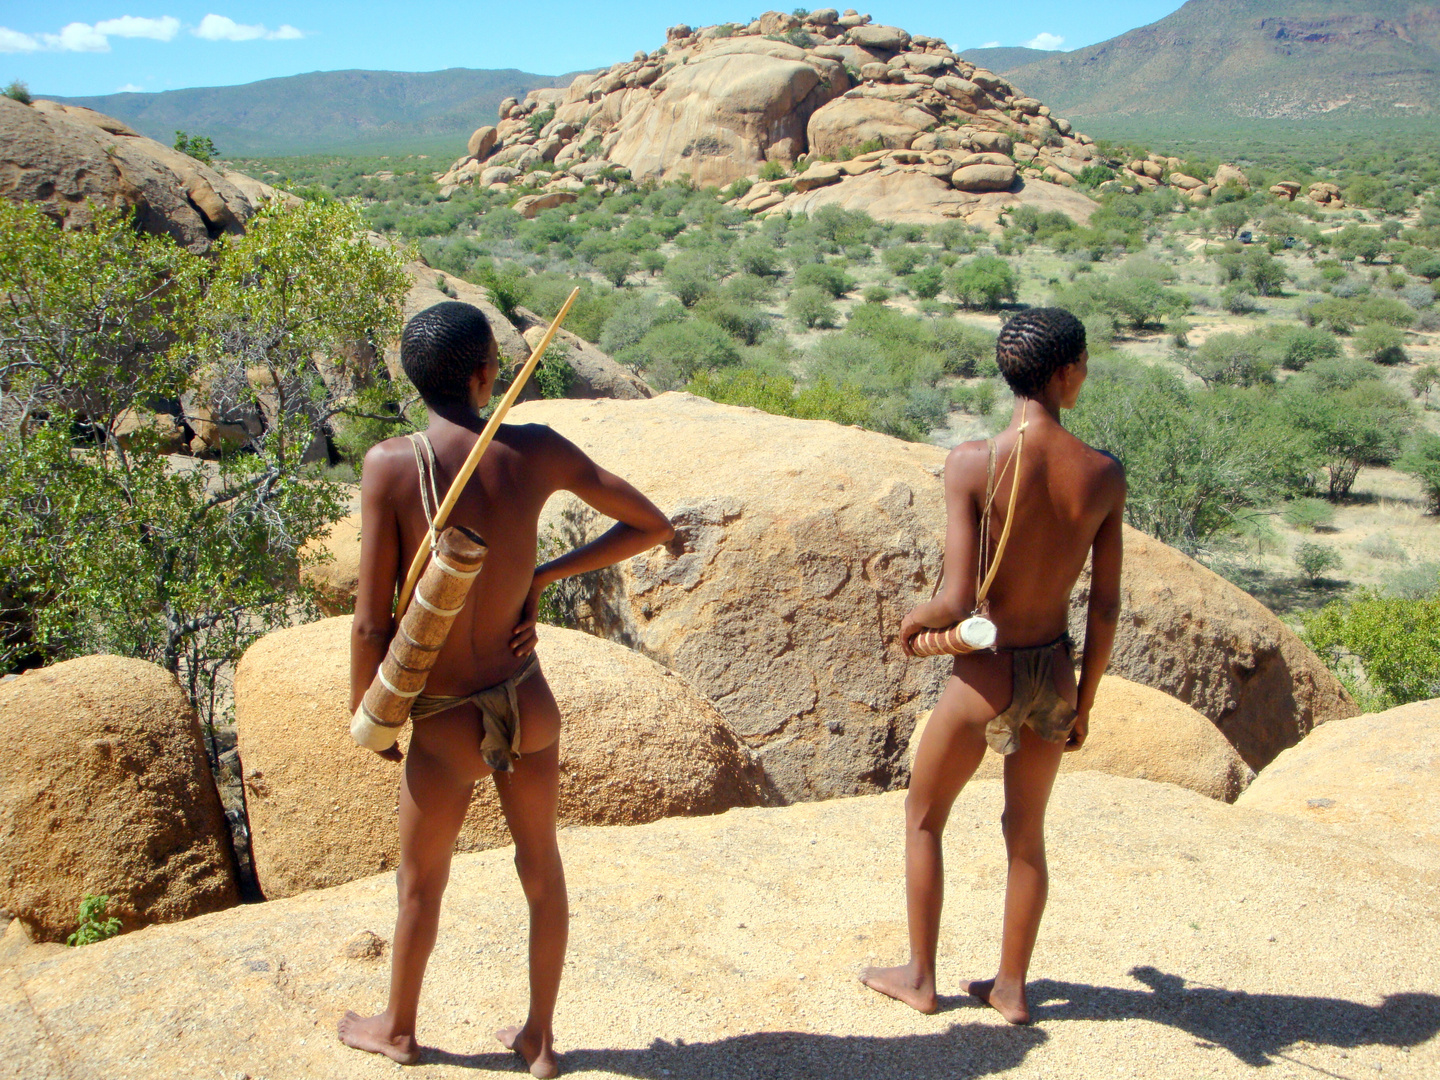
409,652,540,773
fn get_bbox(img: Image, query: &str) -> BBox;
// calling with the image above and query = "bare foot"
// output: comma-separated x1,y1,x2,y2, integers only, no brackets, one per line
496,1023,560,1078
961,977,1031,1025
337,1010,422,1064
859,964,939,1014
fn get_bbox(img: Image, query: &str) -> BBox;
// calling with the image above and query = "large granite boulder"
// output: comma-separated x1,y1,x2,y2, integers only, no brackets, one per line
1237,699,1438,872
233,618,769,898
781,168,1096,228
806,96,934,157
0,656,238,941
1,97,254,252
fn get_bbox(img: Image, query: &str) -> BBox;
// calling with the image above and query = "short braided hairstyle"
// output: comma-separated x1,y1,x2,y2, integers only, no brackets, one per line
995,308,1086,398
400,301,496,408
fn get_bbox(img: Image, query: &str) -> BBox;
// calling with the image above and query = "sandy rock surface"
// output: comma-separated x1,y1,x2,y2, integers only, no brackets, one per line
1237,698,1439,871
1068,528,1357,770
0,97,255,252
913,676,1254,802
0,656,238,941
234,619,768,897
780,169,1097,227
3,774,1437,1079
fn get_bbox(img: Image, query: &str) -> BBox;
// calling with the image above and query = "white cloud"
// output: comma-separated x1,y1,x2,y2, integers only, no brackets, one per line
42,22,112,52
193,14,304,42
1,16,183,53
1022,32,1065,50
981,41,1000,48
96,16,181,41
0,27,42,53
116,82,145,92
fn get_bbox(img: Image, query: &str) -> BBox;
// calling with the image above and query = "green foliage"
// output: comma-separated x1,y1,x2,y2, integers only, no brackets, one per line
594,250,635,287
3,80,30,105
881,245,927,276
1179,332,1274,387
786,285,838,329
1412,363,1439,404
1283,363,1413,499
1051,273,1190,331
946,256,1018,310
535,345,575,399
598,292,684,355
908,265,946,300
1332,224,1385,264
1303,591,1440,708
1352,323,1407,365
1210,203,1248,239
67,894,121,947
663,251,716,307
793,261,854,298
694,296,770,345
1282,497,1336,532
173,130,219,164
759,160,787,182
1271,324,1342,370
1293,541,1341,584
1067,361,1306,552
618,319,740,389
686,368,871,427
0,200,406,720
951,380,999,416
472,261,527,319
1398,432,1440,514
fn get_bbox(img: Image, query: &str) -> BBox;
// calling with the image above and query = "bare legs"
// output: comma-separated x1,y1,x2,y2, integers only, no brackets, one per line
862,654,1069,1023
340,675,566,1075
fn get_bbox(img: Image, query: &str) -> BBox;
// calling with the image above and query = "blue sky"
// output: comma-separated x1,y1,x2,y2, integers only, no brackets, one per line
3,2,1187,97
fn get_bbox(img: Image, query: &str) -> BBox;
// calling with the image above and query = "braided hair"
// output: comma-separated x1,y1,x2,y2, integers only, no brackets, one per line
400,301,497,408
994,308,1086,398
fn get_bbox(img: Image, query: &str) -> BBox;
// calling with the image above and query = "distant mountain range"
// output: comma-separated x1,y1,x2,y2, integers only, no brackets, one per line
51,68,580,156
1004,0,1440,125
954,46,1054,74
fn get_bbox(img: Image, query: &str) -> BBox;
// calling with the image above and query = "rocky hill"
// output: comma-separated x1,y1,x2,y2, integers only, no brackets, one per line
51,67,580,156
434,11,1107,227
1006,0,1440,124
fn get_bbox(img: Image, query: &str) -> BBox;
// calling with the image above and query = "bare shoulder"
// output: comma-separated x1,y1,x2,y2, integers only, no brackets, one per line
1065,431,1126,500
360,434,416,494
943,438,993,489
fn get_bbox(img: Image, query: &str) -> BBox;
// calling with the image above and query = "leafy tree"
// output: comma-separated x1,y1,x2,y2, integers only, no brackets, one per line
1210,203,1248,239
793,261,853,298
694,296,770,344
663,251,715,307
1282,497,1336,532
3,80,30,104
618,319,740,389
907,265,945,300
1052,274,1190,331
1398,432,1440,514
1333,224,1385,265
1352,323,1407,365
1179,332,1274,387
595,250,634,287
1294,541,1341,584
882,244,927,276
598,292,684,355
1270,324,1341,370
733,238,781,278
173,130,219,164
686,368,871,427
1411,362,1439,404
1303,591,1440,707
786,285,838,329
946,256,1018,310
0,200,406,720
1284,368,1413,499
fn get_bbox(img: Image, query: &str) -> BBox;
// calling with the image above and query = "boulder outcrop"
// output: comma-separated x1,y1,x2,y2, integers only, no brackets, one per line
1067,528,1358,770
0,96,255,252
1237,699,1439,872
233,617,769,897
5,774,1438,1079
505,394,1351,796
0,656,238,941
912,676,1254,802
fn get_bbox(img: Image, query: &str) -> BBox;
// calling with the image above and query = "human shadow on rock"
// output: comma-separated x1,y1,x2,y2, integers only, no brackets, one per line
424,1023,1047,1078
1027,966,1440,1067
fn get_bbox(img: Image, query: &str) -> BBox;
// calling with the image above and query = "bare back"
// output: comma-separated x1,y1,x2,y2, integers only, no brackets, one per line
356,423,574,695
942,409,1124,649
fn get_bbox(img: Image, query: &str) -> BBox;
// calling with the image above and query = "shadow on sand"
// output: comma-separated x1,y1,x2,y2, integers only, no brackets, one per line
1028,966,1440,1067
422,966,1440,1076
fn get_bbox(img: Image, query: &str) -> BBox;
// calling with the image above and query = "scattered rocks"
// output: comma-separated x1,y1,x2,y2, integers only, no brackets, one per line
1269,180,1301,200
0,656,239,941
233,618,769,897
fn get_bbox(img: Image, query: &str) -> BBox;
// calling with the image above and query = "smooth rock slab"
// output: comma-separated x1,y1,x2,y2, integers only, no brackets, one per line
3,774,1437,1079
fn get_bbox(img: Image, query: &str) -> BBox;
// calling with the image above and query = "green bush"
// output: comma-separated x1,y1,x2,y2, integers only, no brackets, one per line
1352,323,1407,365
946,256,1018,310
598,291,685,355
663,252,714,307
1051,273,1190,331
1282,497,1336,532
3,79,31,105
1294,541,1341,584
793,261,853,298
734,238,782,278
759,160,787,182
908,265,945,300
882,245,927,276
786,285,839,329
694,296,771,344
951,380,998,416
619,319,741,389
595,250,635,287
1303,591,1440,707
173,130,219,164
1180,332,1274,387
861,285,891,304
1271,324,1341,370
67,894,121,947
1283,366,1413,499
686,368,871,427
535,345,575,399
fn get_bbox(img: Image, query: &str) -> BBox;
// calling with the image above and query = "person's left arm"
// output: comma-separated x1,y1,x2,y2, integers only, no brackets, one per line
349,442,405,761
899,444,983,653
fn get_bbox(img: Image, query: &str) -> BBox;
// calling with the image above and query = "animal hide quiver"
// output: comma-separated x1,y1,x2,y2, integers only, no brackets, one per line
350,526,487,752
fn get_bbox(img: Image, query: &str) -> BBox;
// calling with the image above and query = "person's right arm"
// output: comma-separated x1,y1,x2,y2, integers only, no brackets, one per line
349,442,405,761
1070,461,1127,750
510,429,674,656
